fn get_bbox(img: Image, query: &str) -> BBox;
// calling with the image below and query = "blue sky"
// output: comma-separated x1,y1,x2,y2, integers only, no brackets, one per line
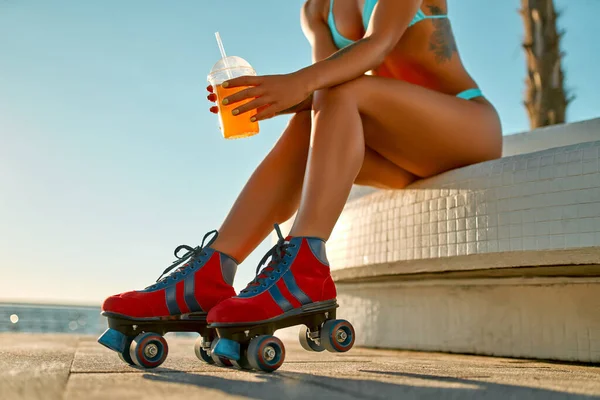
1,0,599,305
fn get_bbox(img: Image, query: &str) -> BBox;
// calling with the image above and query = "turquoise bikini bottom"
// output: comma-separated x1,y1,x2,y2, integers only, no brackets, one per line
456,88,483,100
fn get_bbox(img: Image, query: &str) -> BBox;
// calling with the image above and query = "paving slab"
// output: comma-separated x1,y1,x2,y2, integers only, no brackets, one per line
2,333,600,400
0,333,78,400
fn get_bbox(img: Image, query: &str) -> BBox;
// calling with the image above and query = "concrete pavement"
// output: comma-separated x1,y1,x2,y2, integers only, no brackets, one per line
1,333,600,399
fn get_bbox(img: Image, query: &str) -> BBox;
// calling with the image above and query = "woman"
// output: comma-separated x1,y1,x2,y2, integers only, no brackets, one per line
102,0,501,331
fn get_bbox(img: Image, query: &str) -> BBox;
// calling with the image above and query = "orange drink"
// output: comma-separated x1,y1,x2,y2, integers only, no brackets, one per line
208,54,259,140
215,84,259,139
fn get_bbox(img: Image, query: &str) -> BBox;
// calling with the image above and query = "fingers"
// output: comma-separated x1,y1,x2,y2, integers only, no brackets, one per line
222,86,262,106
222,75,261,89
207,85,217,112
252,105,277,122
231,97,271,116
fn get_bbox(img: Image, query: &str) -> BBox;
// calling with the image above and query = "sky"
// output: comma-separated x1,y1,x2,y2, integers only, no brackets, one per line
1,0,599,305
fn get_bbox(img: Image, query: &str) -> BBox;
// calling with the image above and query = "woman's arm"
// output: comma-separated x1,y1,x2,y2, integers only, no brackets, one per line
301,0,340,64
276,0,340,115
297,0,422,92
222,0,422,121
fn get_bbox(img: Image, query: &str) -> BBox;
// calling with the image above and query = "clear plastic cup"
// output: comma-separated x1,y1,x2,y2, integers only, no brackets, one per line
207,56,259,140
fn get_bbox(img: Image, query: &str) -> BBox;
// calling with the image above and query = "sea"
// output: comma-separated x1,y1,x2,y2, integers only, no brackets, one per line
0,302,198,337
0,302,107,335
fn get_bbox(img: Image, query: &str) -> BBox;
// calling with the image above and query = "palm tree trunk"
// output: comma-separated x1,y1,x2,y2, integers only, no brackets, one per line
520,0,571,129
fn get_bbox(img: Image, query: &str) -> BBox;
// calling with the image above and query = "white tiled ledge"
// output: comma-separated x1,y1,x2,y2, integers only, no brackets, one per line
327,140,600,272
331,248,600,282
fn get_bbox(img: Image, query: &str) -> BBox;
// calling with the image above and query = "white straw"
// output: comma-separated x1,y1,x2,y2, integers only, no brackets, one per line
215,32,232,79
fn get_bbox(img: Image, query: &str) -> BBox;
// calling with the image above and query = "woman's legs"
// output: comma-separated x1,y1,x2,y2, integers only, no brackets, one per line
211,109,417,263
289,76,502,239
210,111,311,262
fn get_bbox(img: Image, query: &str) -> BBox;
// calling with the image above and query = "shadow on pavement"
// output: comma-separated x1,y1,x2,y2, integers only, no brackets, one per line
143,368,600,400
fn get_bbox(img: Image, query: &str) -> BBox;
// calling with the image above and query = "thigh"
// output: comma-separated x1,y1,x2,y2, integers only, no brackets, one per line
338,76,503,178
356,144,418,189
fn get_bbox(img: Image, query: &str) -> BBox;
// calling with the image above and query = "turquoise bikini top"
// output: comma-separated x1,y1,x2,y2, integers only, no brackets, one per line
328,0,448,49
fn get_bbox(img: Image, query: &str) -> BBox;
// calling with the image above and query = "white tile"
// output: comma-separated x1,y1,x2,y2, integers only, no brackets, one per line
476,241,488,253
567,162,584,176
579,203,600,218
549,235,566,249
583,160,599,175
583,146,599,160
467,229,476,242
510,224,522,238
580,232,597,247
565,233,581,248
510,238,523,251
523,237,537,250
448,231,457,245
498,240,510,252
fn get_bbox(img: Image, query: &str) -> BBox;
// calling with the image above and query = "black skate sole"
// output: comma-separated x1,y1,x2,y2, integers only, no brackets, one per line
103,311,211,337
210,299,339,343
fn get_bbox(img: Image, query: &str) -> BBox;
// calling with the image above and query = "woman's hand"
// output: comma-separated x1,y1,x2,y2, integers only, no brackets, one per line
219,72,311,122
206,85,219,114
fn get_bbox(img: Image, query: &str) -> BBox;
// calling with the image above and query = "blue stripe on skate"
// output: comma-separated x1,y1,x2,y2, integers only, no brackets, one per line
183,274,203,313
268,285,294,312
165,285,181,315
282,272,312,305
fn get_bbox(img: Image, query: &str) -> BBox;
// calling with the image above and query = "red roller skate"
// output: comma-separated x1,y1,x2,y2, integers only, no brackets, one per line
97,230,237,368
207,224,355,372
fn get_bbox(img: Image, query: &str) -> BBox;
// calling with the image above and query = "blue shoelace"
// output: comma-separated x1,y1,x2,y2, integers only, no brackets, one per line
240,224,293,294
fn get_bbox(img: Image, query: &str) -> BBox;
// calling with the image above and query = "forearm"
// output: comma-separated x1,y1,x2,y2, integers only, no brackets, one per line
296,0,423,92
296,37,390,92
276,93,314,116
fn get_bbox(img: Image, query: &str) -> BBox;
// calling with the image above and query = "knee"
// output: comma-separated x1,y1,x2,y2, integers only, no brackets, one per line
312,78,362,111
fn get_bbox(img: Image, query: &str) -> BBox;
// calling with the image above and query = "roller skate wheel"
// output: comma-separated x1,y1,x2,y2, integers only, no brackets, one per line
118,337,135,365
320,319,355,353
247,335,285,373
298,326,325,352
129,332,168,369
194,336,215,365
210,339,234,367
231,350,253,370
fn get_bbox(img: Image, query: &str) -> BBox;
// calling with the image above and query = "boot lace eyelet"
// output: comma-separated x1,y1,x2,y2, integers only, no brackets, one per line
269,276,276,280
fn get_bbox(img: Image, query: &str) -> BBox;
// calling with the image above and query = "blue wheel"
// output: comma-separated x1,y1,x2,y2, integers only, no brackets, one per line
194,336,214,365
210,339,234,367
118,337,135,365
298,326,325,352
247,335,285,373
320,319,355,353
231,350,253,370
129,333,168,369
